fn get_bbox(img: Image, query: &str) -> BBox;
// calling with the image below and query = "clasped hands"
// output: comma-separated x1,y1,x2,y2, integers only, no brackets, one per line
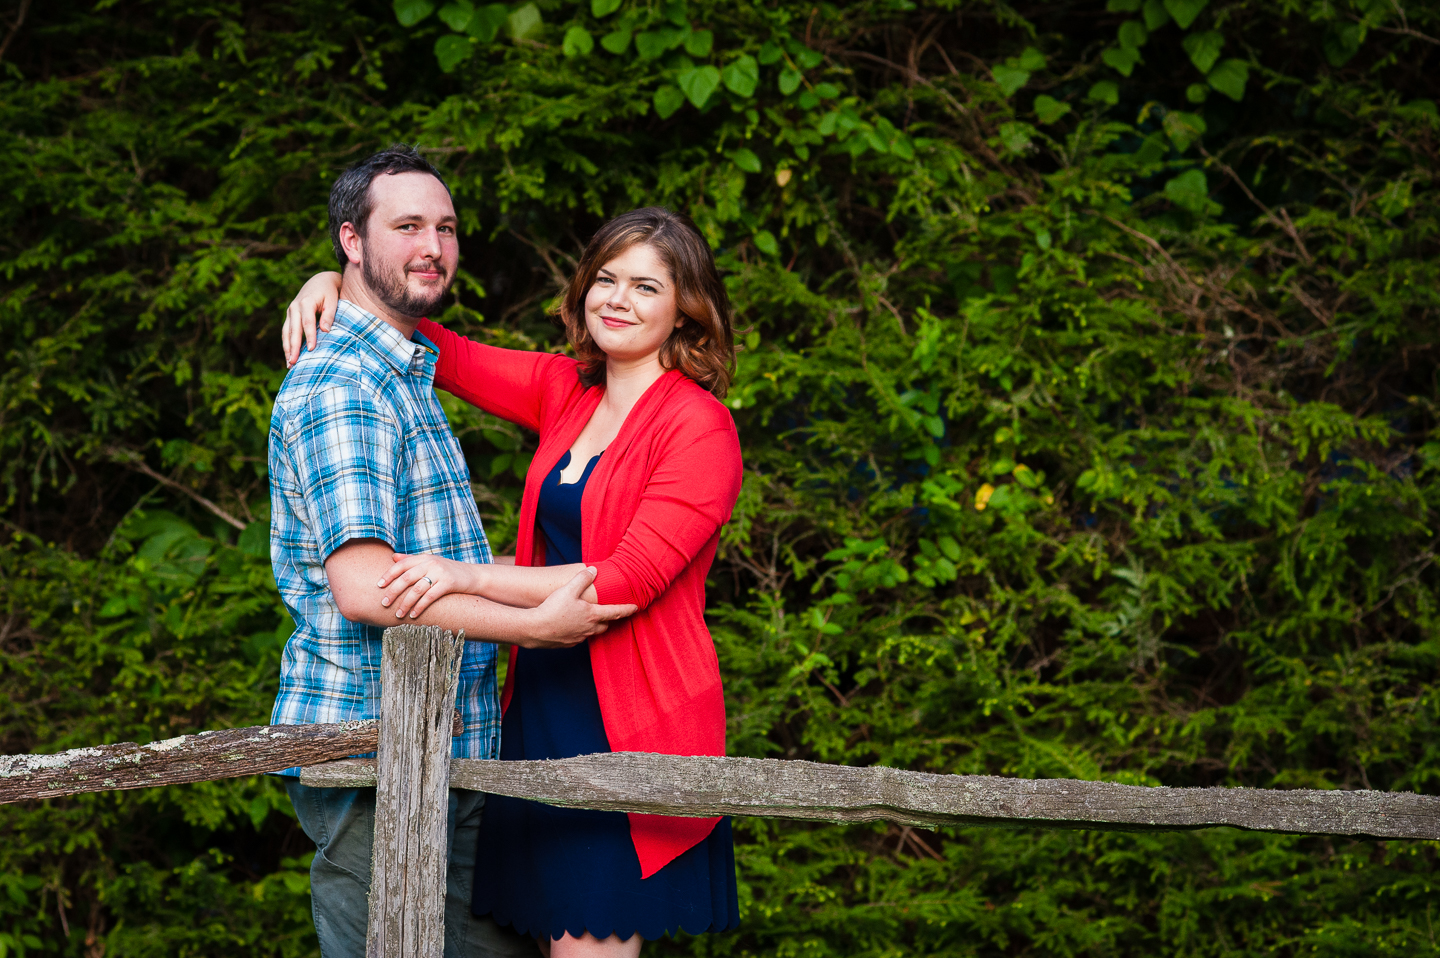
378,552,633,649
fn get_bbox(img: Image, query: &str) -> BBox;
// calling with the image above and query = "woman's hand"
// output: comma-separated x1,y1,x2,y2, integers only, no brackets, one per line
282,271,343,367
378,553,486,619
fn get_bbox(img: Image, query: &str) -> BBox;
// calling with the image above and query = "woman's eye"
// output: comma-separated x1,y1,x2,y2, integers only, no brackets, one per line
638,284,655,293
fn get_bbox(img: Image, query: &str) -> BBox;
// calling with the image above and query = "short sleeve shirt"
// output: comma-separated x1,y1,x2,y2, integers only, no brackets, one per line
268,301,498,768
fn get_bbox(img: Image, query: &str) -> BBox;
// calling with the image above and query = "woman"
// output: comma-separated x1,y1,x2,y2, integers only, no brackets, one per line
283,208,741,957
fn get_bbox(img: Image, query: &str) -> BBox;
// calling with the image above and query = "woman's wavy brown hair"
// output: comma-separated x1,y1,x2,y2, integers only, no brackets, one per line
556,207,736,398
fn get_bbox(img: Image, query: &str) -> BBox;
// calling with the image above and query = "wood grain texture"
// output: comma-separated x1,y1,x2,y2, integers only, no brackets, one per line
366,625,465,958
0,721,381,804
302,751,1440,841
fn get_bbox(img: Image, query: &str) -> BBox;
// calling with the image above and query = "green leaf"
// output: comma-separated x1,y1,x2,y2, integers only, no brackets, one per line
1324,22,1364,66
753,230,779,256
1136,130,1169,164
635,29,683,59
731,147,762,173
238,520,269,557
394,0,435,27
1102,46,1142,76
662,0,687,26
722,54,759,96
1182,29,1224,73
1033,95,1071,124
1087,80,1120,105
1186,82,1209,103
1016,47,1046,71
1118,21,1149,49
1106,0,1141,9
247,794,270,831
600,28,632,53
437,0,474,32
506,3,542,40
758,40,783,65
1164,168,1209,213
779,68,802,95
1163,0,1209,29
467,3,508,40
1377,178,1413,217
434,34,473,72
99,595,129,618
684,29,713,57
653,84,685,118
591,0,622,15
1162,109,1207,151
997,121,1033,154
992,65,1030,96
1207,58,1248,100
1402,98,1439,123
678,64,721,108
1142,0,1172,29
562,25,594,57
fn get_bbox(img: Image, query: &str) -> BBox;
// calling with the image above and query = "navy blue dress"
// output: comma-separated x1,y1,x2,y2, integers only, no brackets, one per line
472,451,740,942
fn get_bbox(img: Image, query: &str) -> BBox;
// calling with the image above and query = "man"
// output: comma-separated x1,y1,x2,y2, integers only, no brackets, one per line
268,145,635,958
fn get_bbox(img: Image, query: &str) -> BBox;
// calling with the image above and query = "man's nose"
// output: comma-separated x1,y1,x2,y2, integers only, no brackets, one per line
418,226,444,259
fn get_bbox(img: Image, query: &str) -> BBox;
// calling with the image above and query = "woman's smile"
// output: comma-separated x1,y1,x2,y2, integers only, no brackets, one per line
583,243,682,366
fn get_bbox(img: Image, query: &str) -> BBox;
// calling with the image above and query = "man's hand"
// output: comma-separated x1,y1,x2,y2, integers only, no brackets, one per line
326,539,633,647
521,567,637,649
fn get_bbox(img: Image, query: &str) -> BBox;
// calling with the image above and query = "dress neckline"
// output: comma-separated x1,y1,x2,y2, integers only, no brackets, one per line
554,449,604,487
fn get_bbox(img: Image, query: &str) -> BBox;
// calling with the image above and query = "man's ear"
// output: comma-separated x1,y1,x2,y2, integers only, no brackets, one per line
338,222,364,269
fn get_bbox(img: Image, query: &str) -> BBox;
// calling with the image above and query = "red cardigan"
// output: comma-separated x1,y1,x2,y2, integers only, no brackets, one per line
419,319,743,878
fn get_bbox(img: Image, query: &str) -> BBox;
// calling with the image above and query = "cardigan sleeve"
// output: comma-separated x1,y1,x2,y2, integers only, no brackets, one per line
418,318,576,432
590,403,743,611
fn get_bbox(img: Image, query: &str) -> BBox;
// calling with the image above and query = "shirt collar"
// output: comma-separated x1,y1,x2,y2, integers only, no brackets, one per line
333,301,438,380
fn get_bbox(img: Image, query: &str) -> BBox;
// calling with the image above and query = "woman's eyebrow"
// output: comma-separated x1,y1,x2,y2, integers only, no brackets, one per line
630,275,666,287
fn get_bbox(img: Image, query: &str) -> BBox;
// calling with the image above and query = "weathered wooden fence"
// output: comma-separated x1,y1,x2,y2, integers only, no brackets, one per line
3,625,1438,956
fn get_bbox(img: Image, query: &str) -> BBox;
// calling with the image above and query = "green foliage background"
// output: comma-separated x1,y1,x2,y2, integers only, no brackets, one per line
2,0,1439,953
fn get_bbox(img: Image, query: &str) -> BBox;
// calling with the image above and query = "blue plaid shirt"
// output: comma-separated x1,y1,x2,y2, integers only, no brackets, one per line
268,301,498,770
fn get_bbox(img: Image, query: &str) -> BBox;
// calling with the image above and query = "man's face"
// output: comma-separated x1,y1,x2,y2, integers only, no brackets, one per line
352,171,459,319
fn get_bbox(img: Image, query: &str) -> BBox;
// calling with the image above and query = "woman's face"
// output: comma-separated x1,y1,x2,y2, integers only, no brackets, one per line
583,244,682,367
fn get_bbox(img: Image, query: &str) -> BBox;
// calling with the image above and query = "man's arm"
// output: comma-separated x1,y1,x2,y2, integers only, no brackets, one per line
326,540,634,649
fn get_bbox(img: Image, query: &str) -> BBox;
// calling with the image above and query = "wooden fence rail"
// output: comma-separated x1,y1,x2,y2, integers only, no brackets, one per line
301,752,1440,842
3,625,1438,956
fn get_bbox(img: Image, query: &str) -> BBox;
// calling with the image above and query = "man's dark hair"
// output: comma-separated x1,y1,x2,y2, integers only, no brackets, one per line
327,145,451,270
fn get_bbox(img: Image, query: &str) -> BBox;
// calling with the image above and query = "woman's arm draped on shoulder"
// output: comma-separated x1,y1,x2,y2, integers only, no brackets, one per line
282,271,342,367
590,411,743,612
418,319,575,432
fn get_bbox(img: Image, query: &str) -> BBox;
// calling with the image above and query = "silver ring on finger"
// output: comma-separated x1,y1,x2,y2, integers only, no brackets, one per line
422,576,434,587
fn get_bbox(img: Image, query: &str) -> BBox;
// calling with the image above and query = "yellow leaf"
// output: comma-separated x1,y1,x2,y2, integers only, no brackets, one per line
975,483,995,510
775,168,793,186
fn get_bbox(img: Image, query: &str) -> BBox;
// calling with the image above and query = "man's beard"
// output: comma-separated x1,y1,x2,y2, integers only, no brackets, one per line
362,253,450,319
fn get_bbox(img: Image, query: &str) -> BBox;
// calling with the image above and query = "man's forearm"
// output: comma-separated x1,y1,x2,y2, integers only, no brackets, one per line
329,540,537,644
327,539,633,649
346,589,542,645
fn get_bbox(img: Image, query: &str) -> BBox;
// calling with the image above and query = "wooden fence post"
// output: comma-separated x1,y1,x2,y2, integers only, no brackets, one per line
367,625,466,958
